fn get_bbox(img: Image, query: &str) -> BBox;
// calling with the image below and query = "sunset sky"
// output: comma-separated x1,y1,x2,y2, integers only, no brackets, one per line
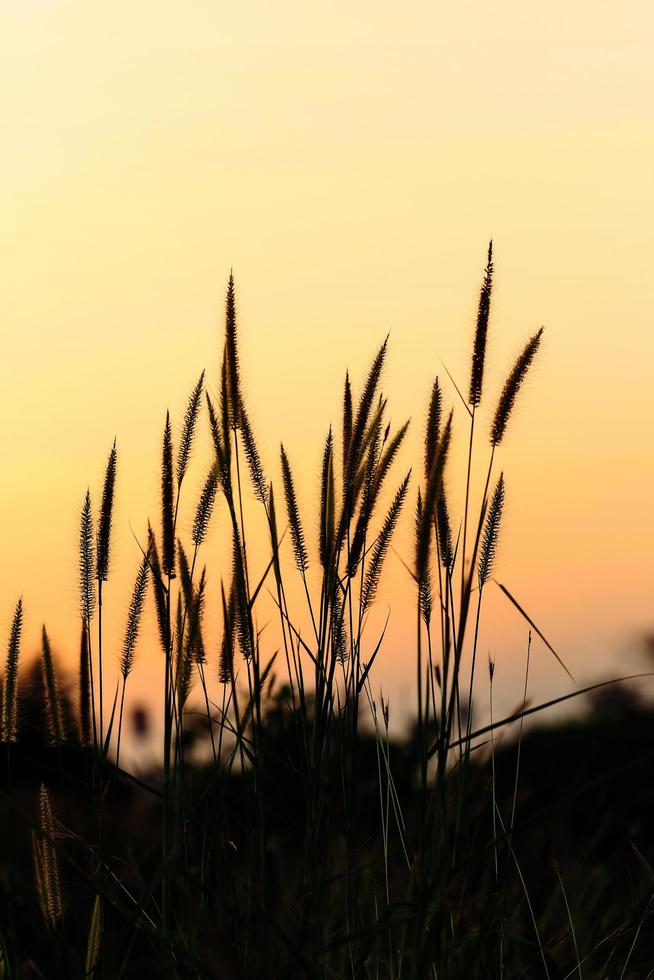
2,2,653,734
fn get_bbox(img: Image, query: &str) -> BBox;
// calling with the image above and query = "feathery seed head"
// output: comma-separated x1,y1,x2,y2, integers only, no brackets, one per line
491,328,544,446
280,444,309,574
2,598,23,742
425,377,442,481
79,491,96,623
239,399,267,504
96,441,117,583
469,240,493,407
478,473,505,587
225,272,241,429
176,371,205,487
192,464,218,547
342,371,353,489
436,489,454,571
34,783,64,929
41,626,63,745
161,412,176,578
319,428,335,568
361,472,411,611
416,412,452,582
120,553,150,680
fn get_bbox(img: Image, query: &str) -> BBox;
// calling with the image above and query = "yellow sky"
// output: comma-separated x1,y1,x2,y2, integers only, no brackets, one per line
1,1,653,730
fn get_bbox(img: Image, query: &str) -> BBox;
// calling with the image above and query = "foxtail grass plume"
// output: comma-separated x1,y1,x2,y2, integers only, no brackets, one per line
469,241,493,407
425,377,442,480
218,580,236,684
120,553,150,680
414,490,432,624
79,491,96,623
147,523,169,655
478,473,505,587
416,412,452,583
361,472,411,611
319,428,335,568
347,338,388,490
207,391,231,495
96,440,116,583
436,489,454,571
177,539,193,607
225,272,241,429
491,328,544,446
41,627,64,745
280,444,309,574
2,598,23,742
375,419,410,500
33,784,64,929
330,585,347,664
161,412,176,578
239,400,267,504
267,482,283,583
176,568,207,708
174,591,184,695
231,525,253,660
342,371,353,490
177,370,205,488
192,464,218,548
347,404,386,576
185,567,207,666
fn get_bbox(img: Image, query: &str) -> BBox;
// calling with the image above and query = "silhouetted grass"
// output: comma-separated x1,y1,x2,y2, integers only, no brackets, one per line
0,250,652,979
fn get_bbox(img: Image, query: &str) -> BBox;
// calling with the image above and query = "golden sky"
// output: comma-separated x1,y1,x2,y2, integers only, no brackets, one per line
1,2,653,731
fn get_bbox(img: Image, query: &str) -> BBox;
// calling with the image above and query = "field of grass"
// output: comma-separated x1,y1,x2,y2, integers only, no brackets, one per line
1,249,652,978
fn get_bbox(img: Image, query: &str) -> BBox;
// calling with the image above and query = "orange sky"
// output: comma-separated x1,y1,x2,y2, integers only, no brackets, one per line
1,2,653,738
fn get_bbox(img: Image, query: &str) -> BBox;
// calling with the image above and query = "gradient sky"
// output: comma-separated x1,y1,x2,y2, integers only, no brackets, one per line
2,2,653,737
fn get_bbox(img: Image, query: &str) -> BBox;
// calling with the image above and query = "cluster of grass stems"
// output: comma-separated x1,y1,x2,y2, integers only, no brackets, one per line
0,249,651,978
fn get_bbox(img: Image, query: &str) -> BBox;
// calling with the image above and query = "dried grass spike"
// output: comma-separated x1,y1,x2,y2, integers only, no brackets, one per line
491,328,544,446
342,371,352,488
225,272,241,429
96,441,117,583
231,525,253,660
375,419,410,498
177,370,205,487
120,553,149,680
478,473,505,587
240,400,267,503
148,524,169,655
79,491,96,623
469,241,493,407
35,783,64,928
161,412,176,578
192,464,218,547
330,586,348,664
425,377,442,480
219,580,236,684
414,490,432,624
436,490,454,571
319,428,335,568
416,412,452,582
361,472,411,610
280,444,309,574
347,337,388,486
41,626,63,745
207,392,231,494
2,598,23,742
